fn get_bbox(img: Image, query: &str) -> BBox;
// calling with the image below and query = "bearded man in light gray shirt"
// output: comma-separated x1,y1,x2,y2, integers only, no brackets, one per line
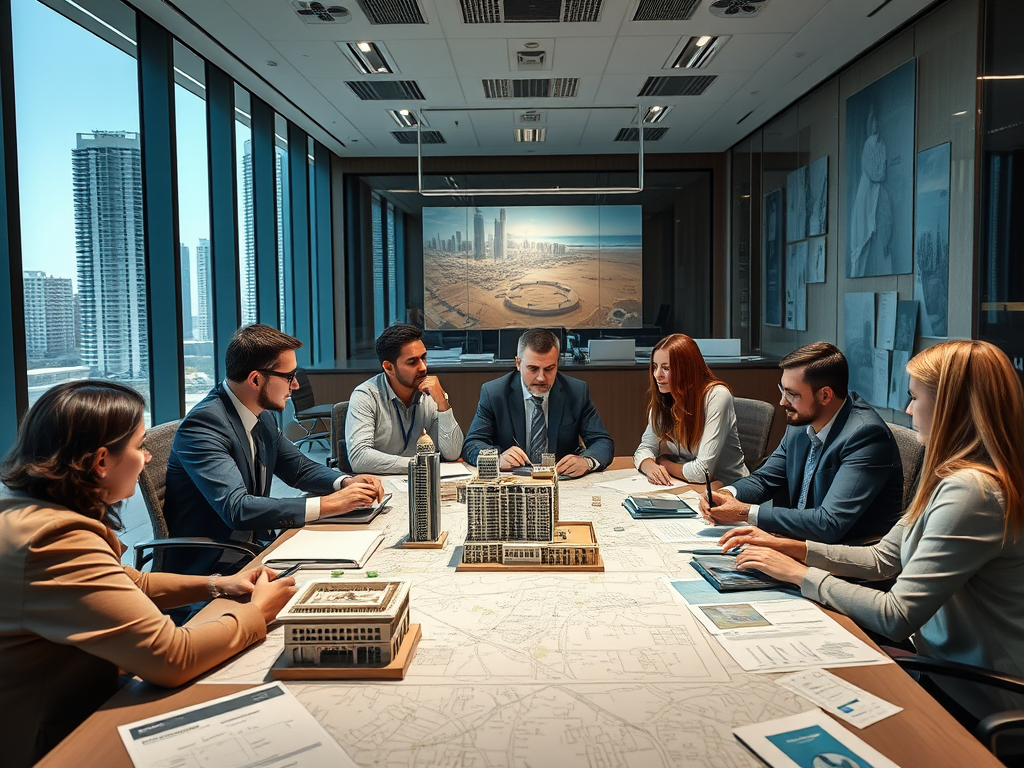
345,324,464,474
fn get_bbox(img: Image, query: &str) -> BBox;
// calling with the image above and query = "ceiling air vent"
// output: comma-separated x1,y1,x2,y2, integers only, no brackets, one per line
392,130,446,144
355,0,426,24
519,110,544,123
346,80,426,100
516,51,547,70
562,0,602,22
638,75,716,97
632,0,700,21
709,0,767,17
615,127,669,141
291,1,353,23
459,0,601,22
482,78,578,98
459,0,501,23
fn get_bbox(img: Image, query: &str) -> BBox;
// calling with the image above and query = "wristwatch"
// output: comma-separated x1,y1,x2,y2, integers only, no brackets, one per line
207,573,225,599
585,456,598,472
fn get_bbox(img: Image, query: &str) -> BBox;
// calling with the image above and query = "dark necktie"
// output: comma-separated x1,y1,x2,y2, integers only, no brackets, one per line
251,423,266,496
797,432,823,509
529,395,547,464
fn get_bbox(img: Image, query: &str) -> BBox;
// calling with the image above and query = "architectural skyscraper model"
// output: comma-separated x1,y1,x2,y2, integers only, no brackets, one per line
408,430,442,543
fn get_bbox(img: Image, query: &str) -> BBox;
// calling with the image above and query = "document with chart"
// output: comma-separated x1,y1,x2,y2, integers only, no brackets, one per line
118,682,355,768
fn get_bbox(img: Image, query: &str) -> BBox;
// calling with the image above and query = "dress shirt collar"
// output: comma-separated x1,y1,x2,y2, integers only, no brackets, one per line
378,372,420,410
520,373,549,404
809,400,844,445
223,379,259,434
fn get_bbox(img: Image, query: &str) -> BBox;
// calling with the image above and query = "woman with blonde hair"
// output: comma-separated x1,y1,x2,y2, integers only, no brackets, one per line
721,340,1024,718
635,333,749,485
0,380,298,768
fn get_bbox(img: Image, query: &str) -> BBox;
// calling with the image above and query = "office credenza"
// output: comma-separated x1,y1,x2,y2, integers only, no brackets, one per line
306,359,787,457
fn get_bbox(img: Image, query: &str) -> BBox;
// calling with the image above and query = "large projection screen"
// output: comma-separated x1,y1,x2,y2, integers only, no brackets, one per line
422,205,642,330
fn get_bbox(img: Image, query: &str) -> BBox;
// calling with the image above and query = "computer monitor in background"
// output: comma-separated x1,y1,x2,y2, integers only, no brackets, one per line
497,327,565,361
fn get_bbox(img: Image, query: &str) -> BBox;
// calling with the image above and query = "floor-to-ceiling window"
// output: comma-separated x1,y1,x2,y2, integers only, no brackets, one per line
12,0,150,420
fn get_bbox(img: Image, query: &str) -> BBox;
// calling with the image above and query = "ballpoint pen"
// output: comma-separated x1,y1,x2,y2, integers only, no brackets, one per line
704,468,714,509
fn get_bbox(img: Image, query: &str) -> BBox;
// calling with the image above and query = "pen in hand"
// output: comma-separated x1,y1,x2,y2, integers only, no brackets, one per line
704,469,714,510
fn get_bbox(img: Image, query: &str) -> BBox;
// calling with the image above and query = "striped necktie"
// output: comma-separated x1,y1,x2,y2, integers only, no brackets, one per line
797,431,823,509
529,395,547,464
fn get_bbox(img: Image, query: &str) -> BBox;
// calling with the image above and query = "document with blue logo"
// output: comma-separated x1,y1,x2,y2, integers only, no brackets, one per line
118,682,355,768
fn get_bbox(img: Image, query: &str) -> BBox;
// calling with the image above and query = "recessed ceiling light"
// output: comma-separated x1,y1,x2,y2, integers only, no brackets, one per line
387,108,426,127
267,60,278,67
668,35,730,69
340,41,395,75
514,128,547,142
524,41,541,49
641,105,672,123
953,110,968,116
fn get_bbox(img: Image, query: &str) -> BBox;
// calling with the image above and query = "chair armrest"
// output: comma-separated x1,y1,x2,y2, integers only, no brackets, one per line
133,537,262,571
895,655,1024,697
975,709,1024,753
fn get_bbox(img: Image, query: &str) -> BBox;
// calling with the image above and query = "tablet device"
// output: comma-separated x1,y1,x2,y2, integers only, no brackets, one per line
308,493,392,525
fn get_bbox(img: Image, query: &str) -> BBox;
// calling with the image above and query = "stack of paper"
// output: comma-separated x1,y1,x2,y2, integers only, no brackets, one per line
687,599,891,673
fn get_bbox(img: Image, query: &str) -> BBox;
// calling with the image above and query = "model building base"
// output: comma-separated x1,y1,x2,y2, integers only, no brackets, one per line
457,522,604,573
270,623,421,681
398,530,449,549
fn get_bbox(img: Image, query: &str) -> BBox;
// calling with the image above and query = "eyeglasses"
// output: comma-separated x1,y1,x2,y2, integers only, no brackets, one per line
259,368,299,385
778,383,801,403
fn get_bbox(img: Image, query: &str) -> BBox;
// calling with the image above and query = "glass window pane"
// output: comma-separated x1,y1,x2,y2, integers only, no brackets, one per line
173,41,214,412
385,201,397,325
13,0,150,421
236,88,255,326
371,195,385,335
275,113,290,333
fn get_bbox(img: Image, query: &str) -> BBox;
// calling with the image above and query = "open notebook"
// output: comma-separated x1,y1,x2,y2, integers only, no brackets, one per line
263,529,385,570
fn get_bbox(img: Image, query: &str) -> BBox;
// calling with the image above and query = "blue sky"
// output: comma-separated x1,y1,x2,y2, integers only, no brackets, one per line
13,0,213,313
423,205,642,242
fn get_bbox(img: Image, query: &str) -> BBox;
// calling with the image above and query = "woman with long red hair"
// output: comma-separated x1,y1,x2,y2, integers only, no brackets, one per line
634,334,749,486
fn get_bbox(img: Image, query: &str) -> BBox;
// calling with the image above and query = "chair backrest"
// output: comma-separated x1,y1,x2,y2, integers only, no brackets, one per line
290,368,316,413
137,420,181,540
887,421,925,509
733,397,776,472
330,401,350,467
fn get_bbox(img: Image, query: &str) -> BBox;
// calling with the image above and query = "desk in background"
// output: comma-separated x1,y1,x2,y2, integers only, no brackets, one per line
306,359,788,459
38,459,999,768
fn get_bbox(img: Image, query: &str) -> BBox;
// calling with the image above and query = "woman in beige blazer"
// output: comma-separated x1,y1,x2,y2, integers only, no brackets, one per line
0,380,297,768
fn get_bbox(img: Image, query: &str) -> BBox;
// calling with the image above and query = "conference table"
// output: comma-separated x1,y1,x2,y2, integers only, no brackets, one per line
39,459,1000,768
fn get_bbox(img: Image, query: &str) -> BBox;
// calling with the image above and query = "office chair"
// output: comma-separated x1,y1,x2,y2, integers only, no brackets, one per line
290,368,332,452
327,400,353,474
886,421,925,509
133,420,260,573
895,655,1024,760
733,397,775,472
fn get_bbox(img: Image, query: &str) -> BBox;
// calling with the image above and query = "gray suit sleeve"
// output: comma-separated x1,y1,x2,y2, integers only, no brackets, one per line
801,475,1005,642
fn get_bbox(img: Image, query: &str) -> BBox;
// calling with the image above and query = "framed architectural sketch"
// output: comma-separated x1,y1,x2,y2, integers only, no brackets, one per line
806,156,829,237
763,188,784,327
844,292,876,402
786,167,806,243
785,242,807,331
845,59,916,278
806,236,826,283
914,142,951,338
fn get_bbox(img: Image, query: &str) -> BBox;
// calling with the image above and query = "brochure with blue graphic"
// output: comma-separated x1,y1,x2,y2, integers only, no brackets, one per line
733,710,901,768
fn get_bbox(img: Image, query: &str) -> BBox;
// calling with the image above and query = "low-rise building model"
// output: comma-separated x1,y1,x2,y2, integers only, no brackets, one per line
276,580,411,667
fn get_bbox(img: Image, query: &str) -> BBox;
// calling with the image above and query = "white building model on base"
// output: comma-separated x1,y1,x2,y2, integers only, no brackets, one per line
462,449,600,567
276,580,411,667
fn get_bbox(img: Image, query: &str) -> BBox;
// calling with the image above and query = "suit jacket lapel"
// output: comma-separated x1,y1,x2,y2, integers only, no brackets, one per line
509,372,527,449
788,428,811,505
217,385,257,491
546,375,565,454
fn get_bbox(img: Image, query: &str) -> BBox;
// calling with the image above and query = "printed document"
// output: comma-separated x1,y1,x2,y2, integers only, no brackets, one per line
688,599,891,673
776,669,902,728
733,709,901,768
596,473,688,493
118,682,356,768
648,518,734,544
